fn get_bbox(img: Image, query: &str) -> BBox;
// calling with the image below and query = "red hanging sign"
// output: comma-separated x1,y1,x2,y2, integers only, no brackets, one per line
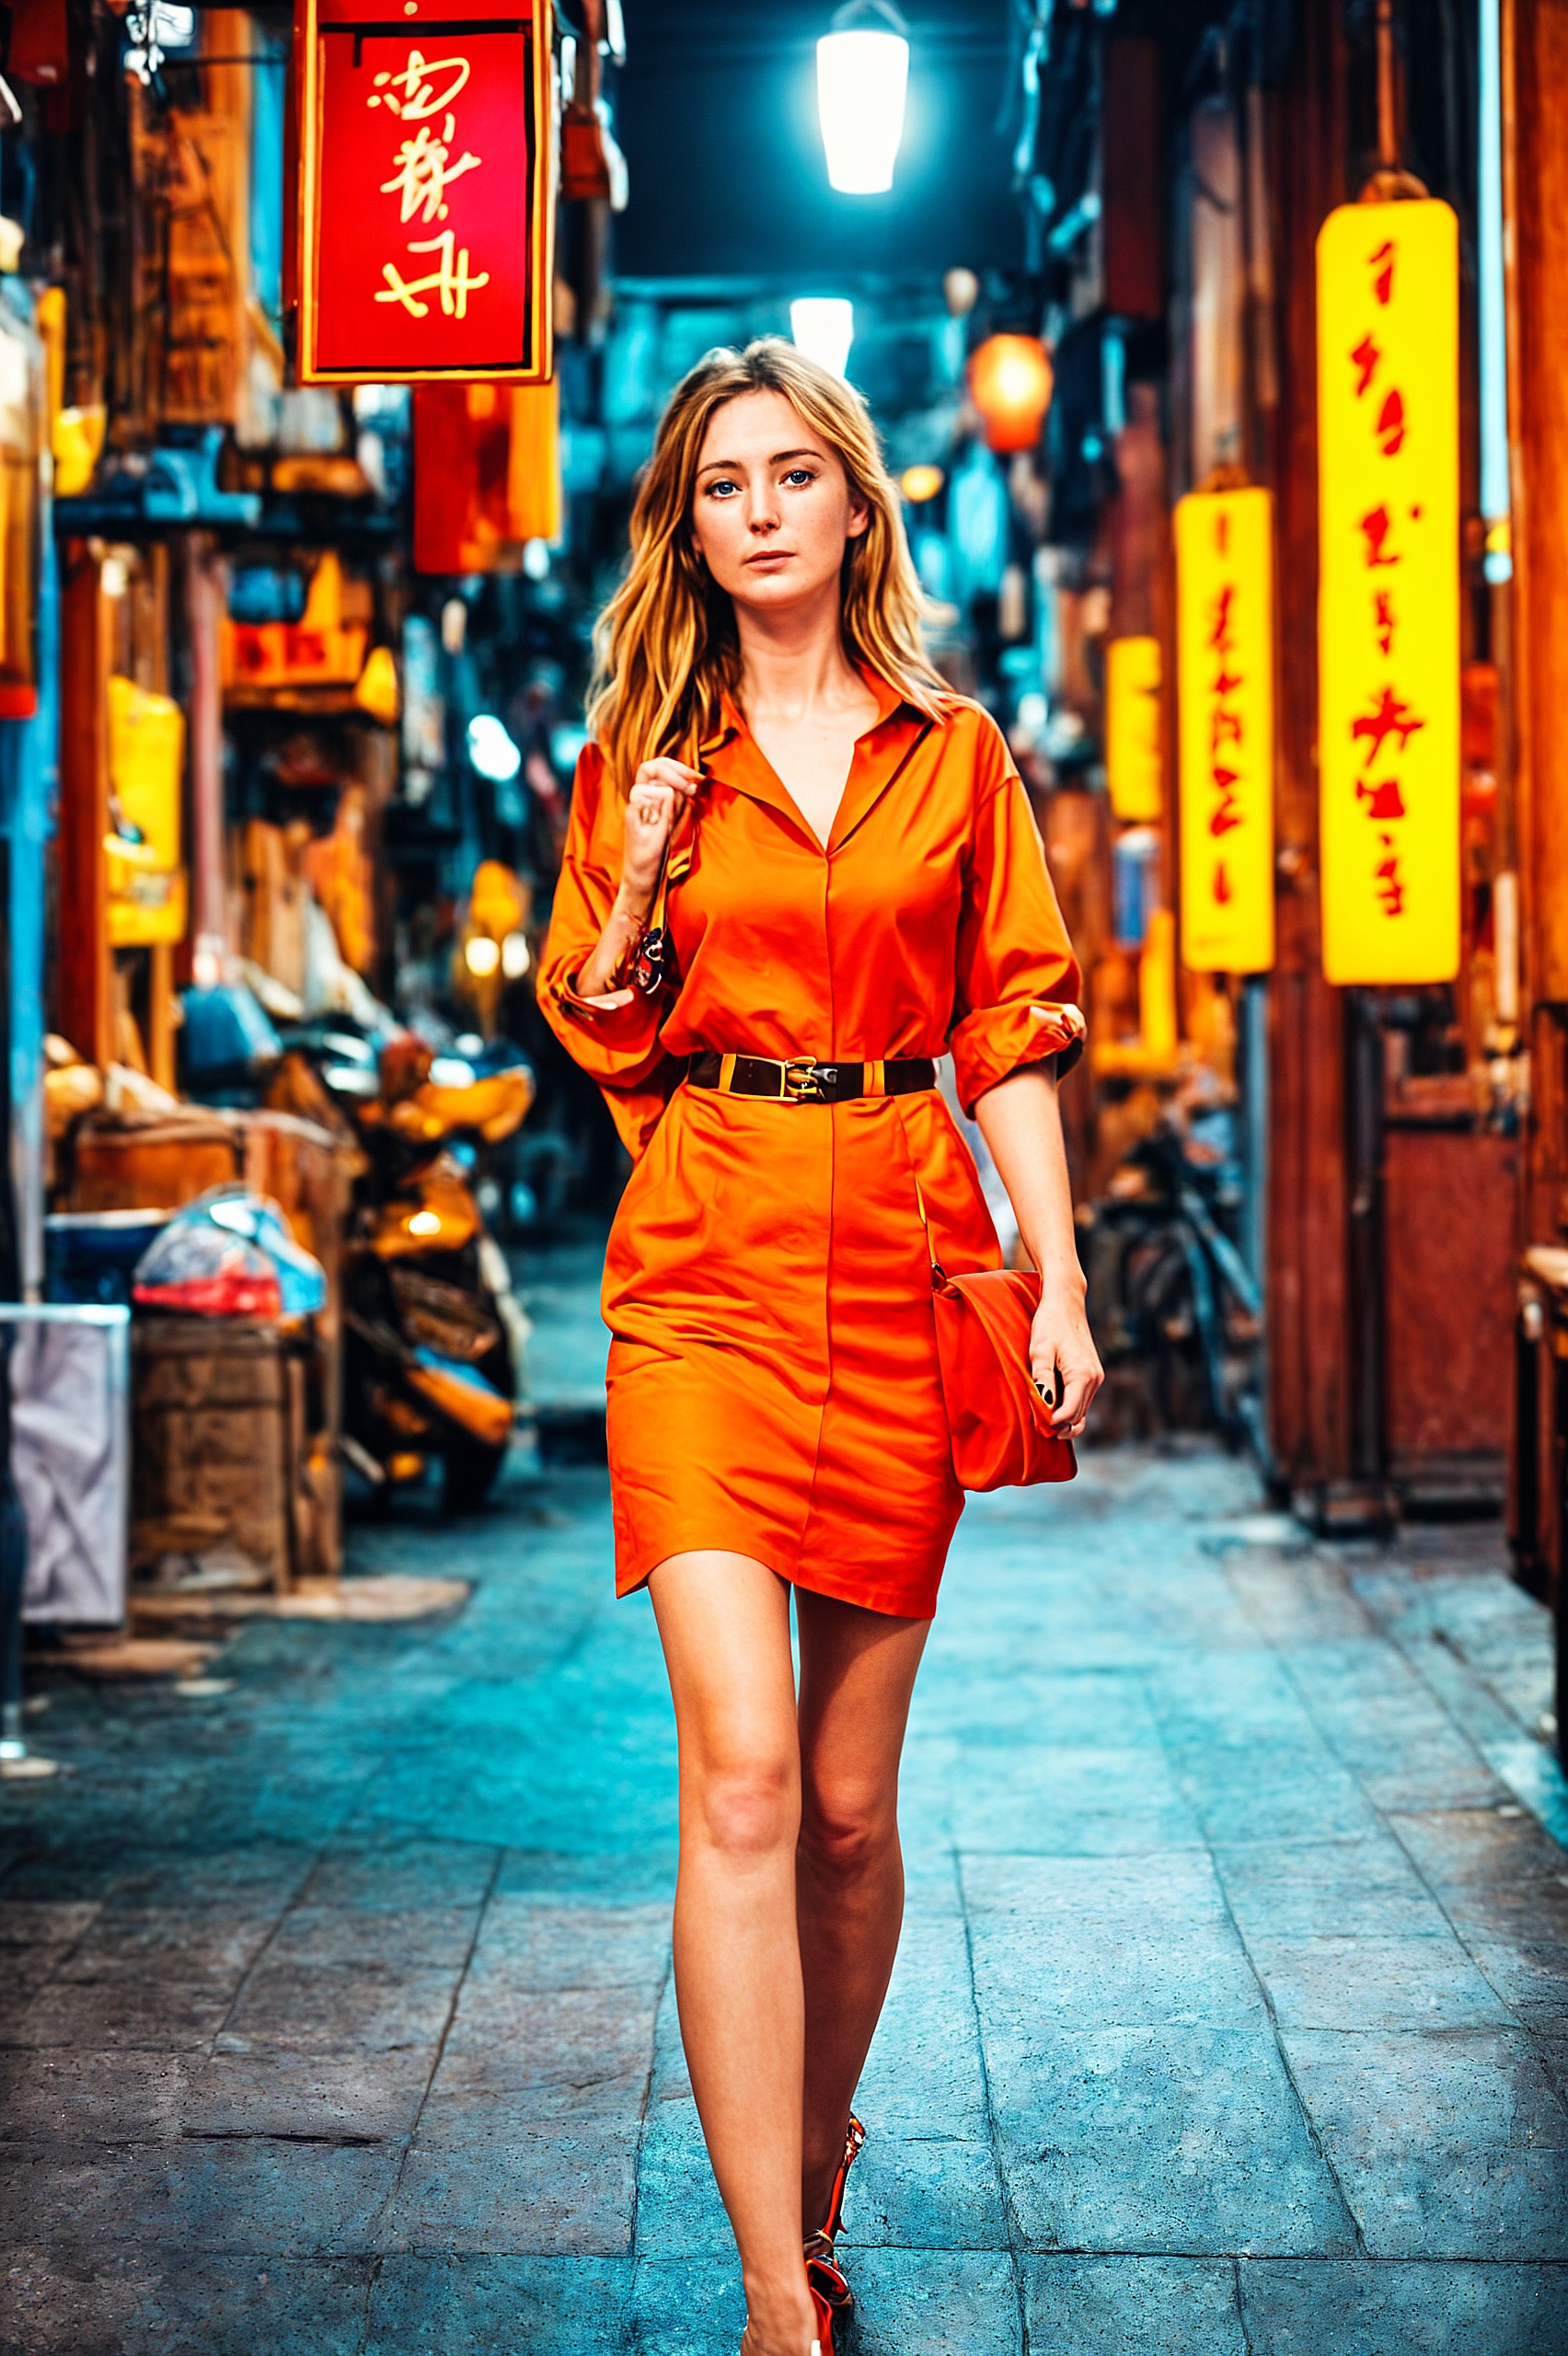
296,0,554,385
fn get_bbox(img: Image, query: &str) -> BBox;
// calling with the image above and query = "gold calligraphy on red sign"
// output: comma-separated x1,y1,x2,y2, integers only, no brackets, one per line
297,0,553,386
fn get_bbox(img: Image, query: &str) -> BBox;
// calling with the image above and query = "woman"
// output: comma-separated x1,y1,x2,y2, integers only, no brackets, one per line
538,339,1101,2356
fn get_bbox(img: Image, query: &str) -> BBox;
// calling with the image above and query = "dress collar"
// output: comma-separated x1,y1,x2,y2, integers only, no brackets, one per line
702,666,935,851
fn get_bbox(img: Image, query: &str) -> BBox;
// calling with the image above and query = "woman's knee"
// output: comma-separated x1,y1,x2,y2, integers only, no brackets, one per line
799,1777,896,1881
687,1742,801,1861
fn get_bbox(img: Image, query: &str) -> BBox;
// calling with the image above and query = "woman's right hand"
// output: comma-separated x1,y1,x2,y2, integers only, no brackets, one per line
621,757,704,904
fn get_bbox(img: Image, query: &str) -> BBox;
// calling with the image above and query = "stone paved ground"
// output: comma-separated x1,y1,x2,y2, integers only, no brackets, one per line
2,1438,1567,2354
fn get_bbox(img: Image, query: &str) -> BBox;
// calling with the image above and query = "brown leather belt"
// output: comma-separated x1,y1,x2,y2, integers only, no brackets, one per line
686,1052,937,1104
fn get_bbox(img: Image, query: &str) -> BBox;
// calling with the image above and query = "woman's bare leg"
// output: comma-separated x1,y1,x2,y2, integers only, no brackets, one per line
793,1590,930,2236
647,1551,818,2356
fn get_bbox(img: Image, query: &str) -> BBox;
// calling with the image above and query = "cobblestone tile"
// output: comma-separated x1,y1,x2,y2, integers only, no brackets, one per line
179,2050,432,2141
949,1744,1205,1855
1439,1938,1568,2035
0,1900,101,1946
1280,2027,1568,2257
987,2021,1357,2256
463,1895,670,1988
0,2142,401,2253
1021,2255,1247,2352
386,2123,640,2255
0,2246,375,2356
856,1913,990,2134
365,2254,630,2352
421,1987,657,2123
1212,1832,1453,1940
0,2049,421,2145
844,2132,1009,2250
0,2050,191,2142
217,1963,462,2055
849,2250,1021,2353
906,1668,1162,1750
1238,1931,1516,2031
629,2249,745,2353
297,1840,500,1912
1388,1804,1568,1899
1238,2258,1568,2354
7,1979,237,2051
264,1906,481,1973
963,1852,1270,2029
5,1440,1564,2349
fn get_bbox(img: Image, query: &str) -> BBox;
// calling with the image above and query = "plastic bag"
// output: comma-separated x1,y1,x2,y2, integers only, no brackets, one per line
131,1187,328,1321
197,1189,328,1317
133,1220,282,1319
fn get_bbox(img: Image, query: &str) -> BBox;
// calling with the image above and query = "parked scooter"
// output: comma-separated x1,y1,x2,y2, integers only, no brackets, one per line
268,1024,534,1510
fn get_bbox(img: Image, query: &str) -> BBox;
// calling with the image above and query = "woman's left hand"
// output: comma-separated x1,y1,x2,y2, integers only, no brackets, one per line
1030,1286,1104,1438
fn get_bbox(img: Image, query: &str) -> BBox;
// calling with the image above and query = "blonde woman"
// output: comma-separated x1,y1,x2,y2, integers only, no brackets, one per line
539,340,1100,2356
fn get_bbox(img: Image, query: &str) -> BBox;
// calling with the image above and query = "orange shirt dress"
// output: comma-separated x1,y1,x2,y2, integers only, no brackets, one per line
537,673,1085,1621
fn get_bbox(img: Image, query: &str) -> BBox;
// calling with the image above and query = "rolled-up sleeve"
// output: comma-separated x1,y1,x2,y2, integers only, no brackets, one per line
948,729,1087,1114
537,745,669,1091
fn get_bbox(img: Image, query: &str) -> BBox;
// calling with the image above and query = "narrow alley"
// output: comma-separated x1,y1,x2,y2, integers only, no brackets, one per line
3,1401,1564,2353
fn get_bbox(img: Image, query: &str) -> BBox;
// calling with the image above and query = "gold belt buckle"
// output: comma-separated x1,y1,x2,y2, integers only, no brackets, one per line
782,1057,823,1103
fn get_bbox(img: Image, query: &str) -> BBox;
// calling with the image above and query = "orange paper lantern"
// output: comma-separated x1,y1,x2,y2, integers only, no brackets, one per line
968,334,1054,454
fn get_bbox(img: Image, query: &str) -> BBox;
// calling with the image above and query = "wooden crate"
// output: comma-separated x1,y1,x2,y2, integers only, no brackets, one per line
68,1110,241,1213
132,1317,306,1592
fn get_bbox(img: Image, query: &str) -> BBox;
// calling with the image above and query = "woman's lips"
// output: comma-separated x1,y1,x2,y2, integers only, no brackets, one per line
744,549,794,565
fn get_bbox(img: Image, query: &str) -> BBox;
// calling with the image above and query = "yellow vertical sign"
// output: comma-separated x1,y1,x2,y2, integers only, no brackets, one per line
1106,636,1163,820
1317,200,1459,984
1175,486,1276,974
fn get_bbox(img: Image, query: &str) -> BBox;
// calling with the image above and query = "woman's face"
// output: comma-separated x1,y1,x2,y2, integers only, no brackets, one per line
688,388,869,616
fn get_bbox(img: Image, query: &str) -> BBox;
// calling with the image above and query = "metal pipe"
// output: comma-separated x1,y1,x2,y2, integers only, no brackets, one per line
1376,0,1400,171
186,537,227,984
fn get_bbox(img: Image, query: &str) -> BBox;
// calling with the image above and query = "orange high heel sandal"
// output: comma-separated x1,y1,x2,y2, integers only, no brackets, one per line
804,2113,866,2325
811,2279,836,2353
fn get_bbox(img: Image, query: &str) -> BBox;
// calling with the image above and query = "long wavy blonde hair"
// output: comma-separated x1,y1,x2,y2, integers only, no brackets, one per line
586,338,947,795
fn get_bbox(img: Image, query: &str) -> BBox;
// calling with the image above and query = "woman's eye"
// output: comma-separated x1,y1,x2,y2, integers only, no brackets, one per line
706,479,738,499
783,468,815,487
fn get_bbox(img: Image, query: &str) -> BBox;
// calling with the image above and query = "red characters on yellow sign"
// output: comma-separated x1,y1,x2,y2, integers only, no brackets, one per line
1317,197,1459,984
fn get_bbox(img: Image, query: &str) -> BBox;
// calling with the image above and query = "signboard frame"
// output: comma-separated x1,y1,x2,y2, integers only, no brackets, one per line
1174,484,1277,976
1316,197,1460,987
296,0,554,386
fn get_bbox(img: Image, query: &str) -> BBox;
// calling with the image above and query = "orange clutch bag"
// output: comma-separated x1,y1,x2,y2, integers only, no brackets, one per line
917,1186,1078,1494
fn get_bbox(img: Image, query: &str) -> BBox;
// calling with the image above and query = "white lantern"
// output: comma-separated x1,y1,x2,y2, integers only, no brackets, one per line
816,8,909,196
790,298,856,380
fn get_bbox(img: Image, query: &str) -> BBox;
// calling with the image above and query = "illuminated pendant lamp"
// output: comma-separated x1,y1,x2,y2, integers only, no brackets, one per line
817,0,910,195
969,333,1055,454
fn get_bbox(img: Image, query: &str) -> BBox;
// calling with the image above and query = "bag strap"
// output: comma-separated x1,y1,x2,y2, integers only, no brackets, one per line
912,1175,945,1287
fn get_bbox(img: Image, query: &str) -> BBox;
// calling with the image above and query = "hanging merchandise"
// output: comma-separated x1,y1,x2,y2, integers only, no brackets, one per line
1317,200,1459,985
413,377,560,573
296,0,555,384
222,552,373,696
1174,486,1276,975
130,67,283,439
968,333,1053,454
104,677,187,949
306,788,376,976
559,0,628,207
0,308,40,719
1105,636,1162,822
947,438,1009,607
6,0,68,87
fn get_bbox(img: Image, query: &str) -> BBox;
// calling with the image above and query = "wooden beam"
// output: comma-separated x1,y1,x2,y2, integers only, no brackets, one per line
1261,0,1355,1490
1507,0,1568,1249
54,544,111,1068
